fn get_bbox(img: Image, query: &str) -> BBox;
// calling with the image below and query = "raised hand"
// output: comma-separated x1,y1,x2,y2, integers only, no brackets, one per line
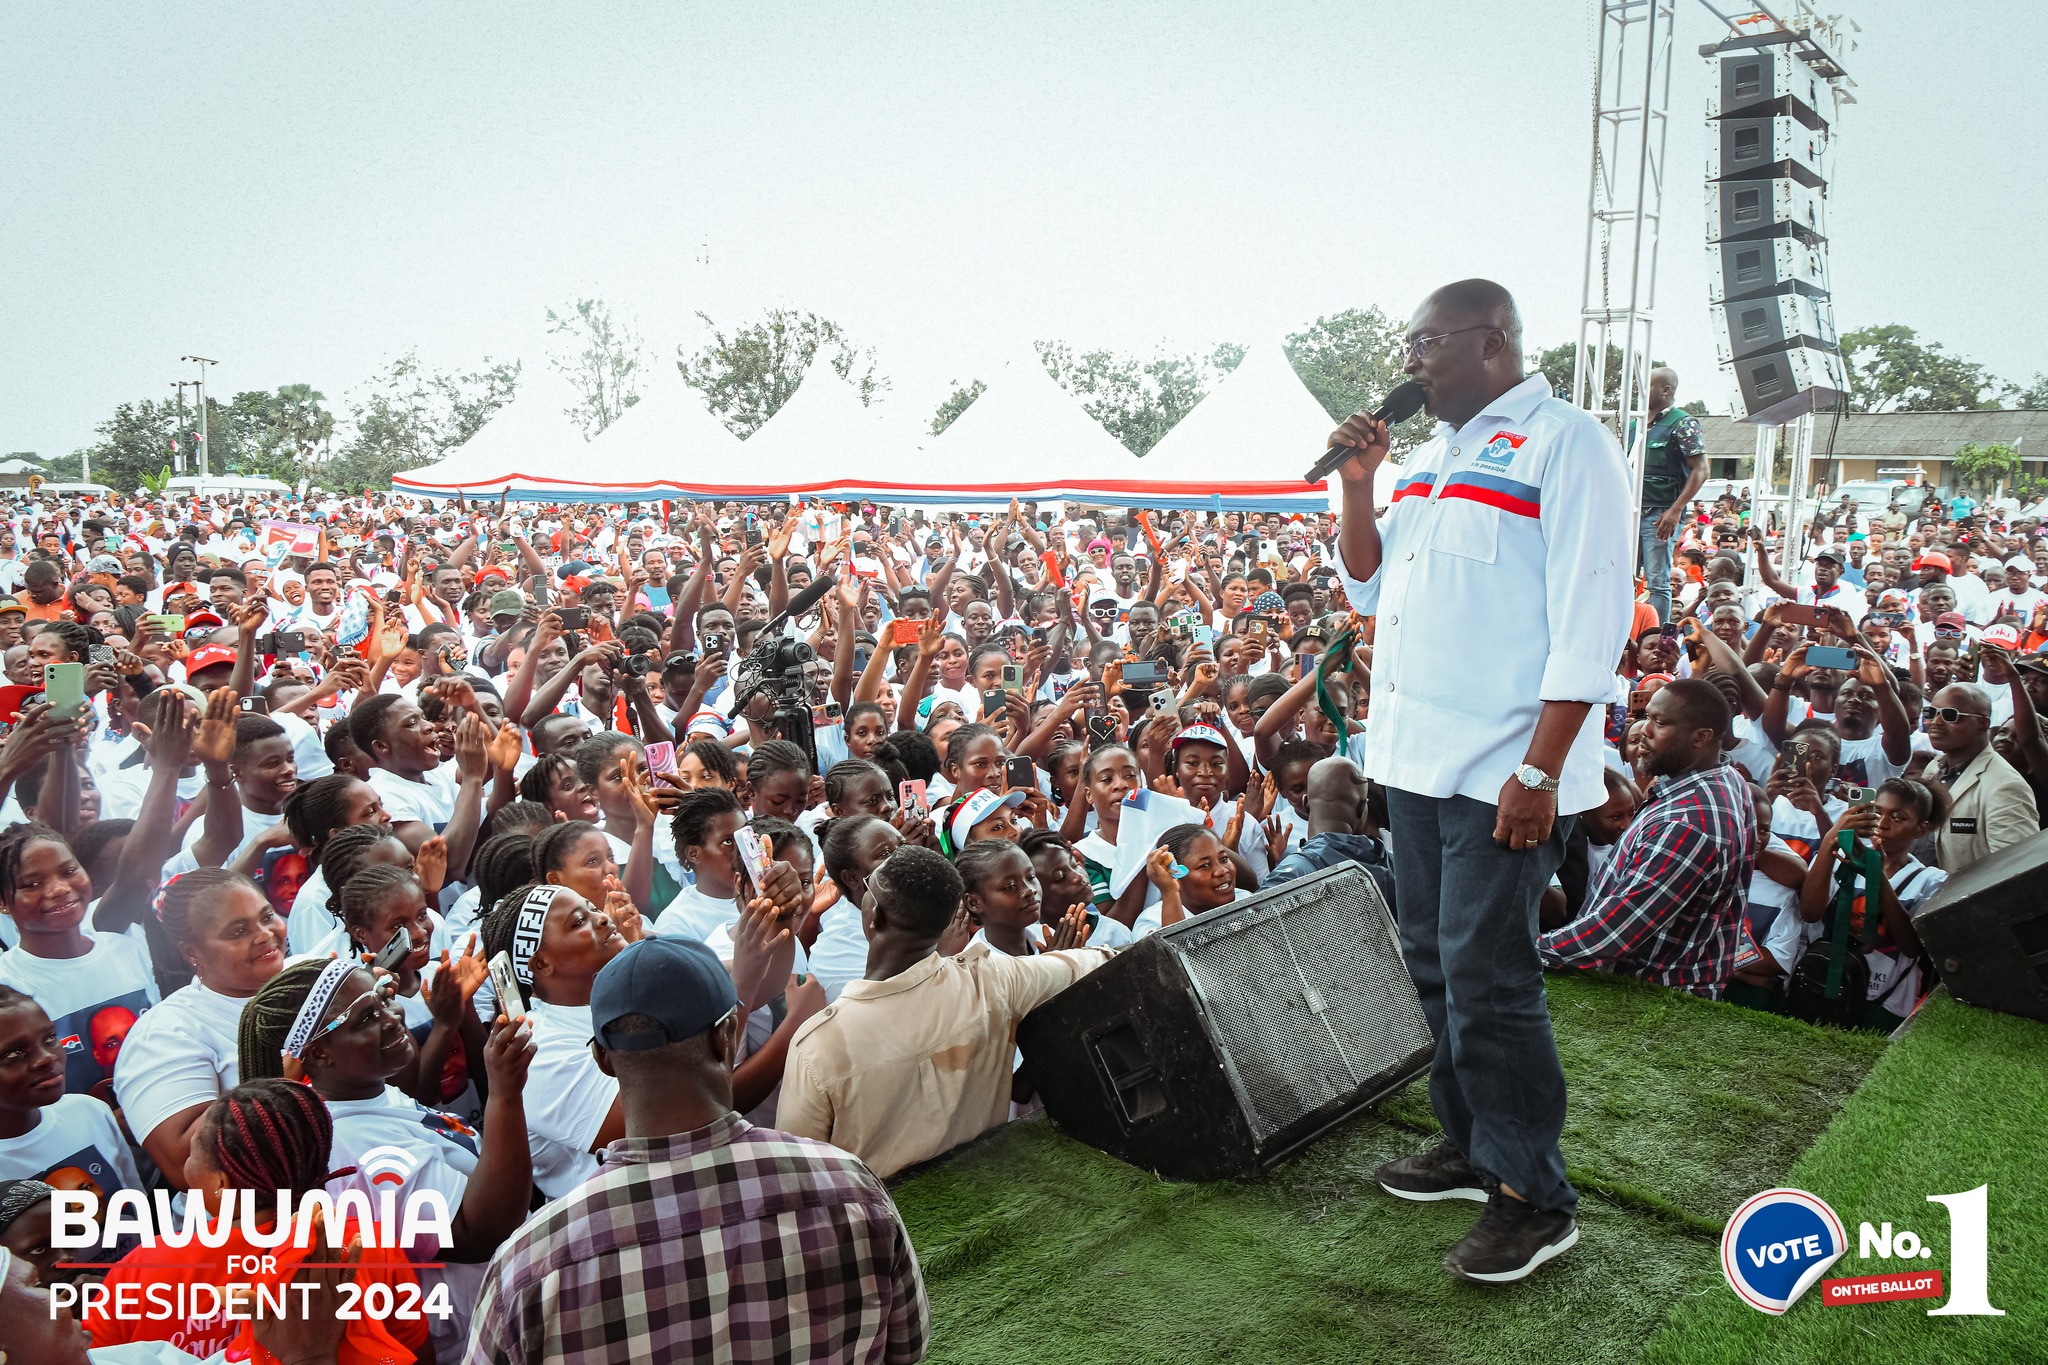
191,687,239,764
453,712,491,783
488,720,523,774
1040,902,1092,952
412,836,449,896
936,904,976,956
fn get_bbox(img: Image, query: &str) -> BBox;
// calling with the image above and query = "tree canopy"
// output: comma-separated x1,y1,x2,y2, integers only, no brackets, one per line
677,309,885,439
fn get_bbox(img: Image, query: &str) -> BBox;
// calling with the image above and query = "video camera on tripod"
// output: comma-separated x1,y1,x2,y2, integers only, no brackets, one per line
727,572,837,772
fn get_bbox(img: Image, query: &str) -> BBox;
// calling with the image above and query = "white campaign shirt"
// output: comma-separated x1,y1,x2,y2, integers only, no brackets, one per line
651,882,739,943
0,1091,146,1197
113,978,249,1147
368,763,460,831
521,999,618,1199
0,933,160,1101
1337,375,1634,816
325,1084,479,1241
287,866,335,954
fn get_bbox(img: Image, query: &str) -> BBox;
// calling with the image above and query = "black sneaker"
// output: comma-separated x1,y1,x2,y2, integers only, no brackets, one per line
1442,1191,1579,1283
1374,1140,1488,1203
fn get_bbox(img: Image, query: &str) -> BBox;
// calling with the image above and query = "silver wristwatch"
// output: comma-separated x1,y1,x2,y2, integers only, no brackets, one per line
1514,763,1560,794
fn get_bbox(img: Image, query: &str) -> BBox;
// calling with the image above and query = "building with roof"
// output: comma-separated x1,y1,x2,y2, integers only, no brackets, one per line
1699,409,2048,495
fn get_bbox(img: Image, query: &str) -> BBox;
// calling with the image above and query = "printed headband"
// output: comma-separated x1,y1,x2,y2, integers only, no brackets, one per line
281,957,358,1061
511,885,558,986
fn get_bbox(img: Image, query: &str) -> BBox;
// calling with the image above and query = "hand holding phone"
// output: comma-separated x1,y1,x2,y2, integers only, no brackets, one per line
899,779,929,823
488,951,526,1019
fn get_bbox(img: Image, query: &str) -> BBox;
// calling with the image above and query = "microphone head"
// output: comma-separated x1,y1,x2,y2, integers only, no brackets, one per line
1380,382,1427,426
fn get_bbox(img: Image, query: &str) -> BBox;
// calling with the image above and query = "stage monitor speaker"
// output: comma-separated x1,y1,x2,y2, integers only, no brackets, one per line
1016,864,1432,1182
1709,237,1830,304
1910,828,2048,1023
1708,46,1830,126
1712,293,1838,364
1728,345,1847,425
1707,116,1829,186
1706,177,1826,245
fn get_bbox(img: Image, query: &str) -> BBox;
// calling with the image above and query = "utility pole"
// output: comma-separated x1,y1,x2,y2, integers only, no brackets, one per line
181,355,218,477
171,382,200,475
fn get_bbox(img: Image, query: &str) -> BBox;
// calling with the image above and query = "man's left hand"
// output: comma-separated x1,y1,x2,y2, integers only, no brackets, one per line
1494,775,1557,851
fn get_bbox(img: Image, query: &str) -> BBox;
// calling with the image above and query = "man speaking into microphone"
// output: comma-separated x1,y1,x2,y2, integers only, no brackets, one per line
1326,280,1631,1284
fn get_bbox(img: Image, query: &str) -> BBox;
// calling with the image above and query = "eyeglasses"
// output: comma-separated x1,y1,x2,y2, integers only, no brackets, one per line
1925,706,1988,724
311,978,403,1042
1404,326,1502,361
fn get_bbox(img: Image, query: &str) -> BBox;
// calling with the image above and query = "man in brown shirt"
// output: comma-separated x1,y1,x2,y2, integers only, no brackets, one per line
778,845,1111,1177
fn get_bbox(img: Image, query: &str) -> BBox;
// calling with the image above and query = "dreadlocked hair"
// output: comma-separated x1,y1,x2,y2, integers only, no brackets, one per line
669,788,742,861
203,1080,334,1215
320,824,407,920
282,775,371,855
531,820,604,880
0,822,75,906
237,958,335,1083
338,865,423,949
472,831,538,910
517,753,578,808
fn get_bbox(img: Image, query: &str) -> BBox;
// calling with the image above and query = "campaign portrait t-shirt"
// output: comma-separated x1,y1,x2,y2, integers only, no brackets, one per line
112,978,248,1152
0,1091,145,1217
0,932,159,1103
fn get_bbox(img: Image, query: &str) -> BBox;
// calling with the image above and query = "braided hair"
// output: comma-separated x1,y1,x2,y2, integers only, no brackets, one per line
203,1080,334,1216
337,865,422,952
236,958,333,1082
669,788,742,864
516,752,579,809
282,774,372,858
320,824,407,920
153,868,254,947
680,739,739,786
471,831,538,912
479,800,552,845
477,882,554,986
573,732,640,788
0,821,74,907
531,820,604,882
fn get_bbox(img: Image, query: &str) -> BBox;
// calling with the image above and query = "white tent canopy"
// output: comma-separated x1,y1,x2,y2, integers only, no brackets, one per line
574,360,748,496
739,355,895,487
1140,342,1342,509
392,386,583,497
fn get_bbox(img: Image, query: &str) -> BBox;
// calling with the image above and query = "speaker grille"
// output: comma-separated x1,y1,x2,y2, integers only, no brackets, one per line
1170,871,1433,1144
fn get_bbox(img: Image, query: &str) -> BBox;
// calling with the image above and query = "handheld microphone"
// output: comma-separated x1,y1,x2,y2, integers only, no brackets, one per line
1302,382,1427,484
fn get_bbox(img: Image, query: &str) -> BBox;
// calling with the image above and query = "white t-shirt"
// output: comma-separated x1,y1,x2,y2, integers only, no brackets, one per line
1834,732,1907,790
0,932,159,1101
0,1091,145,1209
112,978,249,1149
806,896,871,1004
522,999,618,1199
163,805,284,879
368,764,460,831
1762,856,1946,1008
324,1084,479,1251
286,865,335,955
652,882,739,943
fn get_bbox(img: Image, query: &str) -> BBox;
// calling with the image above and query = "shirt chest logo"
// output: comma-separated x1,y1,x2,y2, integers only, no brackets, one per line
1475,430,1527,470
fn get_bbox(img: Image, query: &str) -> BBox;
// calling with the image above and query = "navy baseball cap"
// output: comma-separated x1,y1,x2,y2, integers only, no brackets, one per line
589,937,737,1052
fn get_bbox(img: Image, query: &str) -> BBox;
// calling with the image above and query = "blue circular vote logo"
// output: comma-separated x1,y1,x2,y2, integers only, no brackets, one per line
1722,1188,1847,1314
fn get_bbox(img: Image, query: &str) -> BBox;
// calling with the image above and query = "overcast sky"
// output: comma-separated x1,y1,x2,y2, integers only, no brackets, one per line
4,0,2041,461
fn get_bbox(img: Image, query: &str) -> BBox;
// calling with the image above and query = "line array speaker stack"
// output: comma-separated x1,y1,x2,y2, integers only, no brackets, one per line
1017,865,1433,1181
1706,39,1847,424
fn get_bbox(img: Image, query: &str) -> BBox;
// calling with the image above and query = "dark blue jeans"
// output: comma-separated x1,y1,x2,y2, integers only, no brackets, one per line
1386,789,1577,1214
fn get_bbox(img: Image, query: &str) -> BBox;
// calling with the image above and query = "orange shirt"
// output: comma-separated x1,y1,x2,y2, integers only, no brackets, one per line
87,1213,427,1365
18,597,67,623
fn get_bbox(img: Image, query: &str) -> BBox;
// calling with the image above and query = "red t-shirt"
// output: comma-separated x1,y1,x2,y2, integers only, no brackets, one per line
86,1211,427,1365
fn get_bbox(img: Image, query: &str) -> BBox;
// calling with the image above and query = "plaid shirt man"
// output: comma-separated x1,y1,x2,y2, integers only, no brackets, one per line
1538,762,1757,998
465,1112,929,1364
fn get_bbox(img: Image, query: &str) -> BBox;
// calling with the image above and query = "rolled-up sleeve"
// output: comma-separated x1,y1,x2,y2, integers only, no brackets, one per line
1538,422,1635,701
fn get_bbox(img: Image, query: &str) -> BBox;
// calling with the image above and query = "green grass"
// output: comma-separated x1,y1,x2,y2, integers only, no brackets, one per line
890,973,1884,1365
1640,992,2048,1365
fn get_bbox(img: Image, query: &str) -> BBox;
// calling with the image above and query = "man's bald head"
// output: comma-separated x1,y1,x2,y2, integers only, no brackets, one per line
1303,755,1369,835
1417,278,1522,354
1651,365,1679,386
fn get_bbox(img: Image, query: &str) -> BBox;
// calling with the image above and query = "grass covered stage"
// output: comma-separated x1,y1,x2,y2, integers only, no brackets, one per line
889,974,2045,1365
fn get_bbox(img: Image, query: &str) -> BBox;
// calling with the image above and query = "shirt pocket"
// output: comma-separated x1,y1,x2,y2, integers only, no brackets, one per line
1426,497,1500,565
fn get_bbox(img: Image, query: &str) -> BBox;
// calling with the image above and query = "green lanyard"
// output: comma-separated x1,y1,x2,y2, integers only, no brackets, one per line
1825,830,1884,1000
